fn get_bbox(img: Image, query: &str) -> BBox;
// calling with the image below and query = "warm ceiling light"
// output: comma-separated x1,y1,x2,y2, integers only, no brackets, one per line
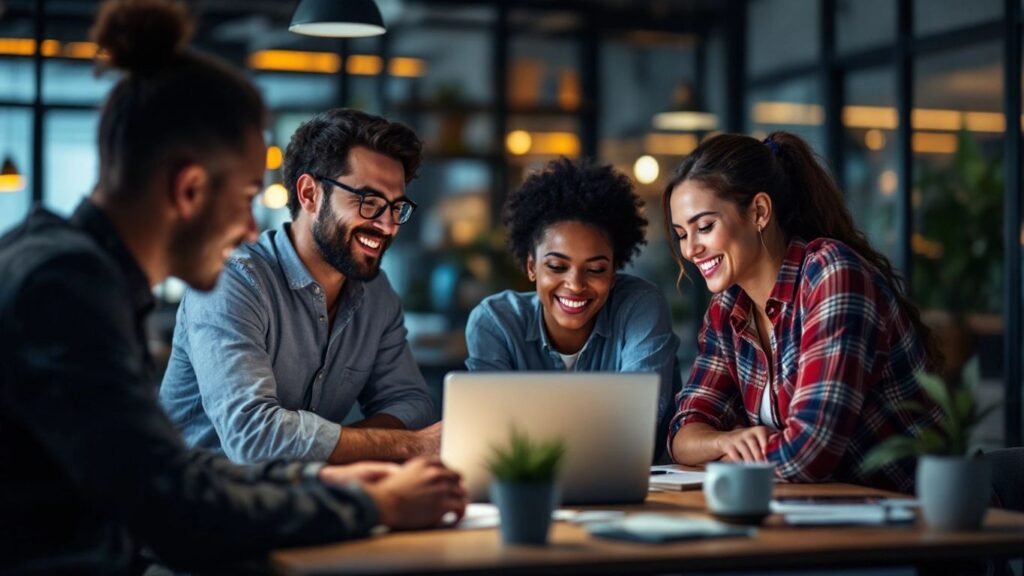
912,109,963,132
40,39,60,57
289,0,386,38
879,169,898,197
266,146,283,171
388,57,426,78
912,132,958,155
653,81,718,132
644,133,698,156
346,54,383,75
633,155,660,185
0,156,25,193
0,38,35,56
262,183,289,209
652,111,719,132
843,105,898,130
506,130,532,155
864,129,886,151
963,111,1005,133
64,42,99,59
530,132,580,156
752,102,824,126
248,50,340,74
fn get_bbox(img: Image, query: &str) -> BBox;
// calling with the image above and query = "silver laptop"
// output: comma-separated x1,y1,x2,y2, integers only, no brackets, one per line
440,371,659,505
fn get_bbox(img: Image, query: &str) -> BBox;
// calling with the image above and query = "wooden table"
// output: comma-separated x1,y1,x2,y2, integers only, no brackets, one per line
272,483,1024,575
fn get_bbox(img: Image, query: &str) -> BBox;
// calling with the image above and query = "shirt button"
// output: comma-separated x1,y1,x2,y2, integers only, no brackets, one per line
313,286,321,295
319,315,326,323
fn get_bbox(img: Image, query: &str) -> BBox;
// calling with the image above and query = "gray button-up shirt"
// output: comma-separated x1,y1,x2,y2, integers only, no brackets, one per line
160,223,434,463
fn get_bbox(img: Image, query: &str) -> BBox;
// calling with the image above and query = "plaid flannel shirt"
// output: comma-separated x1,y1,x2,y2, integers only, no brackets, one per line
669,237,943,492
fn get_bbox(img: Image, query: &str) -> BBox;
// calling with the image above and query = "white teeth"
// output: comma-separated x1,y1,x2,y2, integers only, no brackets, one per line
356,235,381,249
698,256,722,272
557,296,588,309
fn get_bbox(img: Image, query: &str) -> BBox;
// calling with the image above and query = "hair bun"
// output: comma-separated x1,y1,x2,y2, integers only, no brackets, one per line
91,0,193,75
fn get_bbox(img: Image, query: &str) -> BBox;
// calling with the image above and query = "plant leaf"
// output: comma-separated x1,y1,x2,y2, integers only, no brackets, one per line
897,400,930,415
860,436,924,474
485,426,566,482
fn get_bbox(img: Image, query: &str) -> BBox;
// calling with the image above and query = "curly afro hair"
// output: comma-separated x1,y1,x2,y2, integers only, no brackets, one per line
503,157,647,270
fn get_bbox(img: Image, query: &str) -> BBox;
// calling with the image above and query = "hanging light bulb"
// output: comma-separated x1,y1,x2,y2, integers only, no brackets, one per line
652,81,718,132
0,155,24,193
289,0,386,38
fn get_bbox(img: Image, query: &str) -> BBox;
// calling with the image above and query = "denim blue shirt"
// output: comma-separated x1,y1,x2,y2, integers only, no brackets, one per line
465,273,681,435
160,223,434,463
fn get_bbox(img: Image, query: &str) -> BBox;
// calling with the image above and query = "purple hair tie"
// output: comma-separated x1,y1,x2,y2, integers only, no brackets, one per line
763,137,781,155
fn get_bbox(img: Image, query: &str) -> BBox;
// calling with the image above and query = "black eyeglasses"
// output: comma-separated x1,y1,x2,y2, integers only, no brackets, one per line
314,174,418,225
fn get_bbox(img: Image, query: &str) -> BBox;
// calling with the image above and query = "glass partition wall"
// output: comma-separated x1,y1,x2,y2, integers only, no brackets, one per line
746,0,1022,448
2,0,1020,444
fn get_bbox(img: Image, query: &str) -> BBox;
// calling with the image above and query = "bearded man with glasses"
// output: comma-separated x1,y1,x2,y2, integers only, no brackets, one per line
160,108,440,465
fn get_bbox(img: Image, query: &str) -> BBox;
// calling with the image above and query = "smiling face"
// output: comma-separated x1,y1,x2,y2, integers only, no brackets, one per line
668,178,762,294
527,220,615,354
171,128,264,291
313,146,408,281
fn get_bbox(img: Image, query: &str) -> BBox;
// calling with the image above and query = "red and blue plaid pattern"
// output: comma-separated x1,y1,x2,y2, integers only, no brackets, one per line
669,237,944,492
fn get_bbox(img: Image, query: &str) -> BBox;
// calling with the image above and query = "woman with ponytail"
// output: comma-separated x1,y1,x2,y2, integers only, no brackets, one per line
663,131,943,492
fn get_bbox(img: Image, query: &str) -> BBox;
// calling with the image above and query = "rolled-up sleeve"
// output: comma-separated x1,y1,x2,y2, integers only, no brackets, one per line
183,264,341,463
668,301,745,461
356,299,435,429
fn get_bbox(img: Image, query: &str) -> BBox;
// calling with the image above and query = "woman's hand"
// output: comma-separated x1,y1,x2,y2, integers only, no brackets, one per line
715,426,772,462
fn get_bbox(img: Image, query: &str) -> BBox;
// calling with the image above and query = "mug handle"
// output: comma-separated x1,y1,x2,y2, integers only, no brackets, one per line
707,473,731,509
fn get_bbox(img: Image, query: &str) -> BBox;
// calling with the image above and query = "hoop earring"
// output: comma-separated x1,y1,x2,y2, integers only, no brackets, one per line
758,225,768,251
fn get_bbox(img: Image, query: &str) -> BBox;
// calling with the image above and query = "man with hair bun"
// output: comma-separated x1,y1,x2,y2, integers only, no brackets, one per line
0,1,465,574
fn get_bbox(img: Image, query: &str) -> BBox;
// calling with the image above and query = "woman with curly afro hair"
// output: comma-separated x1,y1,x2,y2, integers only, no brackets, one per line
465,158,681,459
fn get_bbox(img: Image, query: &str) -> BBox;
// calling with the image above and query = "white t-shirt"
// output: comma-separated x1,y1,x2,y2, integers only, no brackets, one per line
760,383,780,431
559,351,581,371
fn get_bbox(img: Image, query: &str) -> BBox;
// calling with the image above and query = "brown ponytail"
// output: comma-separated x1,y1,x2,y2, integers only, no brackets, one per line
663,131,943,370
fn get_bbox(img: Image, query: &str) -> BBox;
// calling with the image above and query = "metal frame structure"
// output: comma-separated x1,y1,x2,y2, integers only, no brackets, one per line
739,0,1022,446
3,0,1021,445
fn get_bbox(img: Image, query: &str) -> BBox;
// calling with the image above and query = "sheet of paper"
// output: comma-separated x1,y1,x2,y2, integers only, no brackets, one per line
587,513,755,543
648,467,706,490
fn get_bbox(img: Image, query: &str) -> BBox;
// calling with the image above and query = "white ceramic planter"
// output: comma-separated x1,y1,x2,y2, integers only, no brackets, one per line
916,455,992,531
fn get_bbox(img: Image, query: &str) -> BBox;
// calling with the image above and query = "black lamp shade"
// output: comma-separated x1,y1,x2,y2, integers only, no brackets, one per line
289,0,386,38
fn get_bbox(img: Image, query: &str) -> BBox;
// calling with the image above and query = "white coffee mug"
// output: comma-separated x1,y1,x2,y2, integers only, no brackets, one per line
703,462,775,519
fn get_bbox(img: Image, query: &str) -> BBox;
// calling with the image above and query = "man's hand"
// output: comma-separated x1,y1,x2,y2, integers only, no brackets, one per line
715,426,771,462
318,461,400,486
362,457,467,530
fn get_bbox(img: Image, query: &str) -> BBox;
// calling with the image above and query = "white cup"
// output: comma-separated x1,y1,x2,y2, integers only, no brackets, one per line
703,462,775,522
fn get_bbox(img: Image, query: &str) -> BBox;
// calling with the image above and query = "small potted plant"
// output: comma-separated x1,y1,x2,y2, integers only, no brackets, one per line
485,427,566,545
862,370,999,530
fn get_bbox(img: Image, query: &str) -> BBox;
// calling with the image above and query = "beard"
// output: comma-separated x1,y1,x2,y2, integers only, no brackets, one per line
169,196,237,292
312,195,391,281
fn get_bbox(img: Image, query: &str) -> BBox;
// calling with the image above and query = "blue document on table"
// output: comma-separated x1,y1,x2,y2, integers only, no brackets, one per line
587,514,755,543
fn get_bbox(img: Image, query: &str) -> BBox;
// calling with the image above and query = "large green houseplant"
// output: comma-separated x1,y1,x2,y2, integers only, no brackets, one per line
912,129,1004,382
485,428,566,545
862,371,998,530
